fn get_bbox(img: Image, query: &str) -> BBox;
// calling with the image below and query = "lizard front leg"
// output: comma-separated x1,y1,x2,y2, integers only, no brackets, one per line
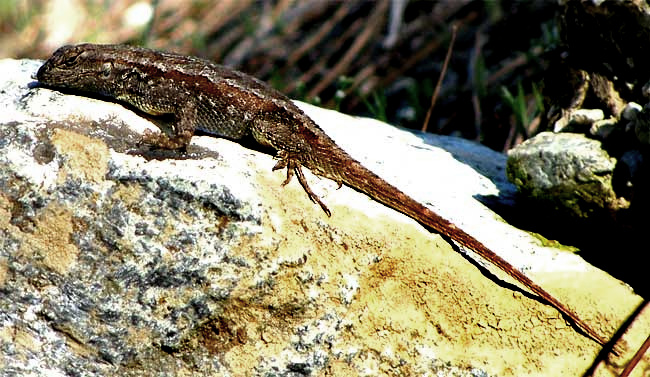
273,150,332,216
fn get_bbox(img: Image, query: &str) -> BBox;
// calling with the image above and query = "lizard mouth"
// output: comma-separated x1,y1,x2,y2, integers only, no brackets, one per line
36,60,66,88
35,61,51,82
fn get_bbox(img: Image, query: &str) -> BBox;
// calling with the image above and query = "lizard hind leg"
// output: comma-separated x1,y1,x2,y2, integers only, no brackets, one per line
272,151,332,216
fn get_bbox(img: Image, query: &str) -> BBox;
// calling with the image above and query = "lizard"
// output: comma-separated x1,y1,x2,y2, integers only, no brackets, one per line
35,43,611,348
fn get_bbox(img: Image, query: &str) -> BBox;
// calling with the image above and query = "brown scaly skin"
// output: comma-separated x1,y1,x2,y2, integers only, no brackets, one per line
37,43,612,349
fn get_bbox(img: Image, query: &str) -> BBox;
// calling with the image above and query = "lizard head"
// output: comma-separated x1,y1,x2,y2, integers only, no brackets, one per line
37,43,134,98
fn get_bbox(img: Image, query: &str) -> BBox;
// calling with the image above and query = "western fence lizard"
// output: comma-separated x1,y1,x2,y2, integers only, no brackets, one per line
36,43,611,348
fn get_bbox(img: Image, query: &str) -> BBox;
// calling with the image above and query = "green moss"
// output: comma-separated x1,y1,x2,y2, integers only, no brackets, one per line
527,231,579,252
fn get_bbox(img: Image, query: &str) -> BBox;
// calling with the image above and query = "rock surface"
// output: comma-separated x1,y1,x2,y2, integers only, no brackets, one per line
1,58,649,376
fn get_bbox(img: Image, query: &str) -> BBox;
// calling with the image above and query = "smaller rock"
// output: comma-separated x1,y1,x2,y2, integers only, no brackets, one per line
506,132,622,218
589,117,618,139
621,102,642,121
553,109,604,133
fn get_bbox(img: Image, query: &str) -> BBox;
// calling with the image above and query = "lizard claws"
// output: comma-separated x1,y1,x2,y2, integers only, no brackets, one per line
140,129,193,150
274,151,331,216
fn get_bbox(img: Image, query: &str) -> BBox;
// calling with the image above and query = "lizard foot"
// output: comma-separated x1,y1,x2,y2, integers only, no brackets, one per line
273,151,332,216
139,129,193,150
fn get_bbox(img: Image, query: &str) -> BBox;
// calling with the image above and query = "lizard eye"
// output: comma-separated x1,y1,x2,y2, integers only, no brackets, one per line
62,53,80,67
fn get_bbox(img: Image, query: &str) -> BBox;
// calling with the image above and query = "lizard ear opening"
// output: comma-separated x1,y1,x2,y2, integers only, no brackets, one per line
101,62,112,78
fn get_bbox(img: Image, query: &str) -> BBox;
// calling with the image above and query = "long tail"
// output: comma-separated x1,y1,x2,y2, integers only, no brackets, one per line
340,158,611,348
